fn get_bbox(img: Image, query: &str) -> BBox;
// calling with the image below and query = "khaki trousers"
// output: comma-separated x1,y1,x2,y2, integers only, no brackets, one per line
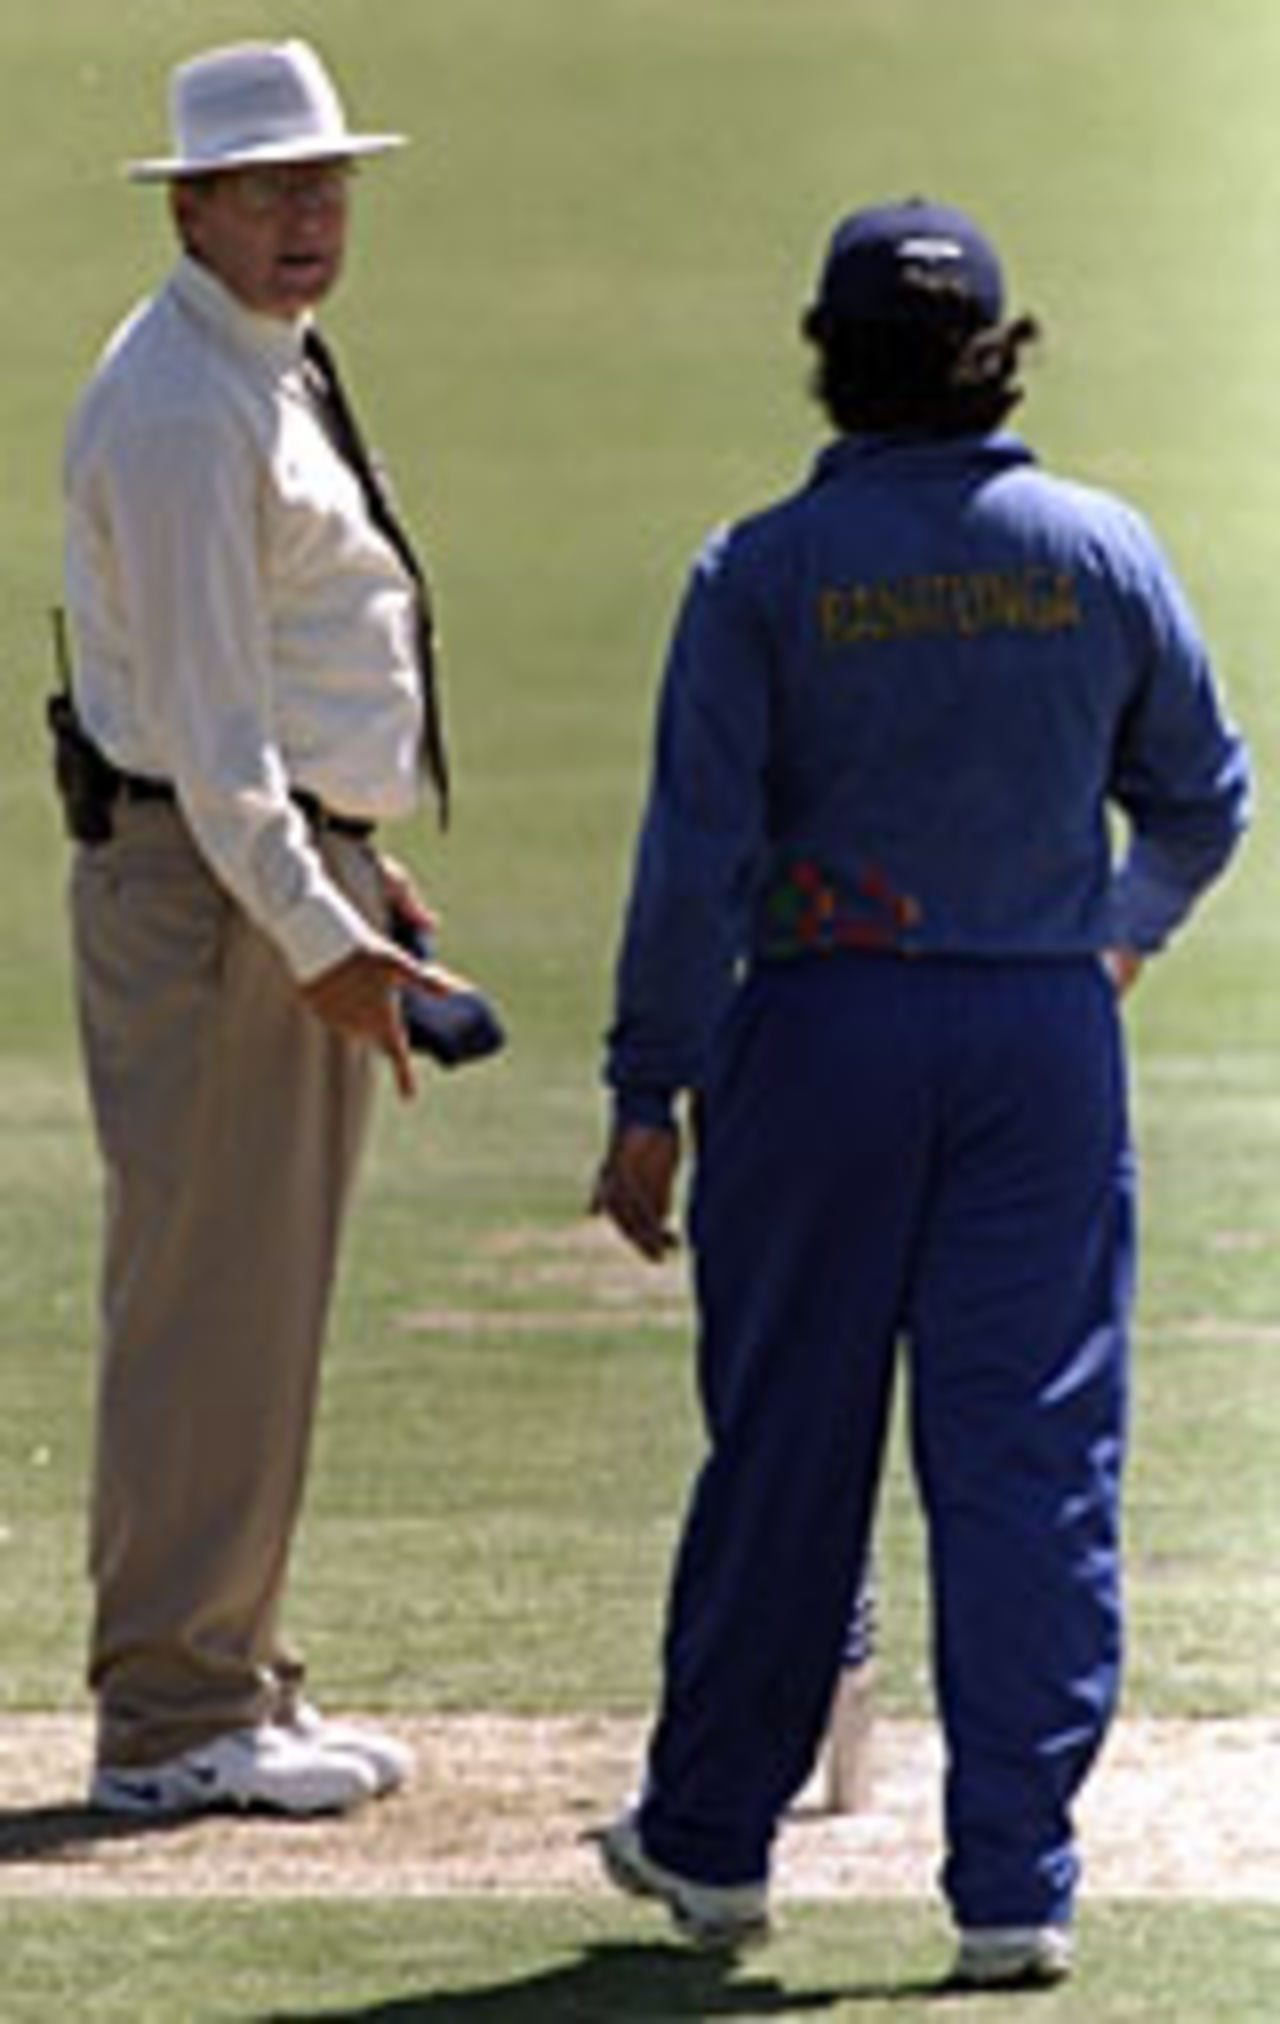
70,799,381,1768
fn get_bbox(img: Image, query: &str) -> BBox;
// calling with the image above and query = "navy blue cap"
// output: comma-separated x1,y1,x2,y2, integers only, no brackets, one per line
809,199,1005,329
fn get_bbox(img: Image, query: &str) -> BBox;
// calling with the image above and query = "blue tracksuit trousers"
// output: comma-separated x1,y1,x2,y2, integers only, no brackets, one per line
636,953,1134,1929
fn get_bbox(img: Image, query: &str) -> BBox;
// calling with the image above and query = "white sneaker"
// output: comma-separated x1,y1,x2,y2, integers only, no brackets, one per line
283,1699,414,1797
597,1811,771,1953
951,1926,1074,1989
90,1723,378,1819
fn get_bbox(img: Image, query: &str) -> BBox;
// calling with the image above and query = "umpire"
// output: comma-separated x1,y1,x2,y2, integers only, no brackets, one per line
60,41,470,1819
593,198,1249,1986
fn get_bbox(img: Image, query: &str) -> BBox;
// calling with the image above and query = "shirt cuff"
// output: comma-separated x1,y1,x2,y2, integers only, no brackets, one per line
1108,863,1189,956
612,1086,680,1132
275,885,385,982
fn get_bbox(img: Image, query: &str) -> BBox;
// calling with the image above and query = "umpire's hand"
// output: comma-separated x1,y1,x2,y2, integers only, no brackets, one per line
592,1123,682,1262
303,942,472,1100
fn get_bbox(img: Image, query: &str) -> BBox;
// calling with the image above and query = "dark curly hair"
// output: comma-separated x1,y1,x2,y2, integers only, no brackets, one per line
804,270,1040,437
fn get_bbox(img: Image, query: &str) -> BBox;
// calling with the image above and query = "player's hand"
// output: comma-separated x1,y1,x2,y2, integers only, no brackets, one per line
591,1122,682,1262
302,942,473,1100
1103,947,1144,996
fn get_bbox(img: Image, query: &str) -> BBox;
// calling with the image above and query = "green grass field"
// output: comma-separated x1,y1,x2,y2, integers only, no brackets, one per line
1,0,1277,2016
1,1900,1278,2022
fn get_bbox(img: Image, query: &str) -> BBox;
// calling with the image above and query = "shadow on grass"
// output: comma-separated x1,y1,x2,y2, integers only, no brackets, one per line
261,1940,949,2021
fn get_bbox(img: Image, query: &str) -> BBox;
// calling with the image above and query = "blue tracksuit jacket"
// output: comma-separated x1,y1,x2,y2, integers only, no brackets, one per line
606,431,1250,1124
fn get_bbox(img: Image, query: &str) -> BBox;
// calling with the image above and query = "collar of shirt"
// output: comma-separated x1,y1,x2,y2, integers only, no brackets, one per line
810,429,1036,490
169,254,306,382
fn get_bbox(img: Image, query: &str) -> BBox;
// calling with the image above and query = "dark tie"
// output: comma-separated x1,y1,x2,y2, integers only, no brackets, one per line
302,326,451,827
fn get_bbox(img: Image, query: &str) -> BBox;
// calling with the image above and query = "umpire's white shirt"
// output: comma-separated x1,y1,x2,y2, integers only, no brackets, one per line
63,256,425,980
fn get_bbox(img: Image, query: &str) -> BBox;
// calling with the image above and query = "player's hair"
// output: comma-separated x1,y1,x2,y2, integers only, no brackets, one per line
804,272,1040,437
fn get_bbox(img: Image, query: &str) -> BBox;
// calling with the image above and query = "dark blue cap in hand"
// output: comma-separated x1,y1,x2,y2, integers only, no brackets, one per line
389,913,506,1069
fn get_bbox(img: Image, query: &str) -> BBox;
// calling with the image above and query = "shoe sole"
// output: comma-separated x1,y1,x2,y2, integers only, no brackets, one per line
598,1828,771,1953
90,1770,227,1819
949,1943,1073,1991
948,1962,1073,1992
90,1766,374,1819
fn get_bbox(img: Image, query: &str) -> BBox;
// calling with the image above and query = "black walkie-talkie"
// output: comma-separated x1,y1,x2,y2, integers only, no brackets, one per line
46,607,121,844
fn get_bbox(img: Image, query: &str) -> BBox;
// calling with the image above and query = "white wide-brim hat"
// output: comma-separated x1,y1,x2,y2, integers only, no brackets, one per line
127,38,405,182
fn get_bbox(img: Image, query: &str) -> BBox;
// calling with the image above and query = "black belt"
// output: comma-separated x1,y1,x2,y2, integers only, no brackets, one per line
118,773,375,841
291,789,377,841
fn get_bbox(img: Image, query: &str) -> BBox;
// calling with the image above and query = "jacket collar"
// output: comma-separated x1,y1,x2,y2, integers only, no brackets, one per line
811,430,1035,487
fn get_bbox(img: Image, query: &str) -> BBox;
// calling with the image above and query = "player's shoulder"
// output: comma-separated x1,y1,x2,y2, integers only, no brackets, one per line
990,455,1174,590
1003,452,1156,541
688,472,817,592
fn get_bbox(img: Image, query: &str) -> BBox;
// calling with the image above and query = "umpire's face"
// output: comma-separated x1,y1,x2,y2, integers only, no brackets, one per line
171,158,353,320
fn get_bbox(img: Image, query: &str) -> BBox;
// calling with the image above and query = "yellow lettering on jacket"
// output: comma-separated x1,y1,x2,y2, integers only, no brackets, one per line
819,568,1083,647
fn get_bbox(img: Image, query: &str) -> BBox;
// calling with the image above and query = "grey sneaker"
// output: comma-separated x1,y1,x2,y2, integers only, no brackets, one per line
282,1699,414,1797
597,1811,771,1952
90,1723,378,1819
951,1925,1074,1989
